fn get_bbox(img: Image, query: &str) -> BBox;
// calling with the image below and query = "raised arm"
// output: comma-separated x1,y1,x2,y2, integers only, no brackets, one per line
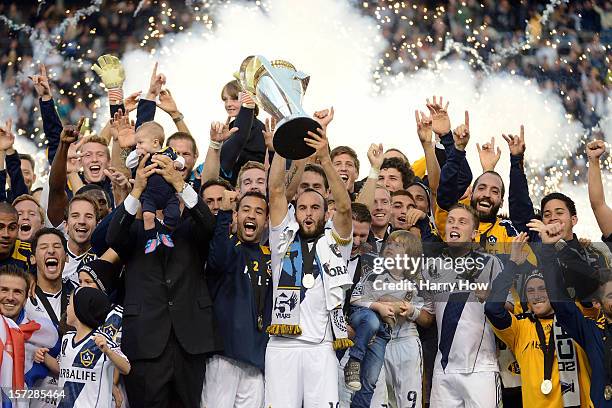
536,226,595,350
503,126,537,239
587,140,612,238
30,64,62,164
437,111,471,210
201,121,239,183
422,99,449,190
135,62,164,129
356,143,384,211
268,146,289,228
207,191,238,274
484,233,528,330
47,119,84,226
306,128,352,239
0,119,27,200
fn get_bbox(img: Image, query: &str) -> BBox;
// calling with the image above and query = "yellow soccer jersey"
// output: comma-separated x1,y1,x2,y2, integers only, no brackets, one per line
0,239,33,274
492,314,593,408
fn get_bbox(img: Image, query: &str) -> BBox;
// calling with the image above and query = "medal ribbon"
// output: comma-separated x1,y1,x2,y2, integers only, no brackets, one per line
534,317,555,386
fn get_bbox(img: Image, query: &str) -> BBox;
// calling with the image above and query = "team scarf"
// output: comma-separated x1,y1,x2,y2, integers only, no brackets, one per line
553,316,581,407
268,228,354,350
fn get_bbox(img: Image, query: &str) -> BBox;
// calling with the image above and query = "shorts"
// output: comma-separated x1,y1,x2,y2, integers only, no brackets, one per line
201,355,263,408
265,341,338,408
430,371,502,408
384,336,422,408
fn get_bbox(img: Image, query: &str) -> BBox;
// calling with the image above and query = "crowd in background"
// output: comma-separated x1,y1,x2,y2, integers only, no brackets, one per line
1,0,610,159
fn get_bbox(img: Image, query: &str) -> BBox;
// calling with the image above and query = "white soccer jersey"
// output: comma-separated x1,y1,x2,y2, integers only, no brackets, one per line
269,209,351,345
63,249,97,291
58,331,127,408
420,250,502,374
99,305,123,345
25,290,62,324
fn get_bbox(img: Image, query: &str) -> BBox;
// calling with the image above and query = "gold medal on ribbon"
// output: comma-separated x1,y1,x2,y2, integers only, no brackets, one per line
540,379,552,395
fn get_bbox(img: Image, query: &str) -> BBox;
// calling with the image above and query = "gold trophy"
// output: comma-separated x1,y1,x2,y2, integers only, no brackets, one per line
236,56,320,160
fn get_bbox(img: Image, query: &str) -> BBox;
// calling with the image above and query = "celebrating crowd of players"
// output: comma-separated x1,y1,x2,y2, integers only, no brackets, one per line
0,55,611,408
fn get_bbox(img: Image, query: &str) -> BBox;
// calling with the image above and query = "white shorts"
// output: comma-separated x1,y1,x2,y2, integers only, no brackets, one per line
384,337,422,408
430,371,502,408
201,355,264,408
265,341,338,408
337,349,388,408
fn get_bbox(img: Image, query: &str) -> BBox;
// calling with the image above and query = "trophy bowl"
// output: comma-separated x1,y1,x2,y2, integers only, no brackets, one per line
237,55,321,160
273,116,320,160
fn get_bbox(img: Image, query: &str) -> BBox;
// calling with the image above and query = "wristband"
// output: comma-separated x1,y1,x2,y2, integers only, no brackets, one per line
209,140,222,150
242,103,255,109
172,113,184,123
368,168,380,180
107,88,124,105
408,306,421,322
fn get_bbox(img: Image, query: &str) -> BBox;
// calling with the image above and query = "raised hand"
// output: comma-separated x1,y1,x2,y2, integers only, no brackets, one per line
91,54,126,90
240,92,256,108
111,110,136,148
28,64,52,101
210,119,239,143
0,119,15,151
146,62,166,100
263,117,277,152
426,95,450,135
305,128,329,162
476,137,502,171
452,110,470,151
367,143,384,170
61,117,85,145
526,219,564,244
104,167,131,191
66,138,86,174
509,232,529,265
313,107,334,129
502,125,526,156
157,88,179,115
415,110,433,145
220,189,238,211
124,91,142,113
586,139,606,161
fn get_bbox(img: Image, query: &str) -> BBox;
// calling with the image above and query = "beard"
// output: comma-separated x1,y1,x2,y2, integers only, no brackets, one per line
299,217,326,239
470,196,501,222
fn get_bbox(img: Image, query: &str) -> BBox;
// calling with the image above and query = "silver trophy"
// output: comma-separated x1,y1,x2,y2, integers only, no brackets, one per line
236,55,320,160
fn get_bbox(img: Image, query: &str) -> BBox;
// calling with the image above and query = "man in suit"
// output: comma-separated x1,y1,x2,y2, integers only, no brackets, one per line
107,148,221,408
